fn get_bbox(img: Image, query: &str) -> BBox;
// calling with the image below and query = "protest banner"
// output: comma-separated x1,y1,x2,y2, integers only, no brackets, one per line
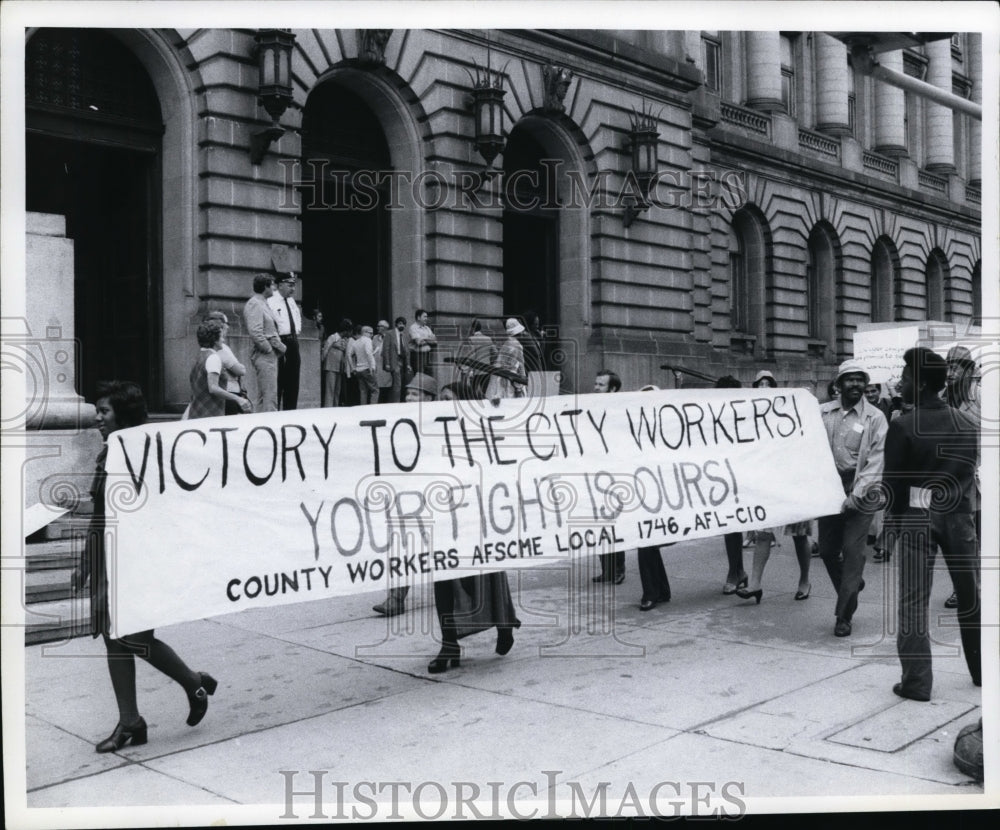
103,388,845,636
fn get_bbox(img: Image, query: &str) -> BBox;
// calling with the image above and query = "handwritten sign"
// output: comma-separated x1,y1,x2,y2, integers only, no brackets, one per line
103,389,845,636
853,326,921,384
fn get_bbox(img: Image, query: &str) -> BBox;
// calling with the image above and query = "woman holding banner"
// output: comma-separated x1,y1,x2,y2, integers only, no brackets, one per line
735,371,813,603
714,376,748,594
427,377,521,672
72,381,219,752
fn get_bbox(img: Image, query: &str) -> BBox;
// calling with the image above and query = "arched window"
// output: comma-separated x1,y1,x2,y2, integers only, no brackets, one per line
729,207,770,354
925,249,948,321
870,236,899,322
807,223,840,354
971,260,982,327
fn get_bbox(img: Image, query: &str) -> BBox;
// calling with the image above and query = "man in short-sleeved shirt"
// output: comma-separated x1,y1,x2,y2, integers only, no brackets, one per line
268,273,303,410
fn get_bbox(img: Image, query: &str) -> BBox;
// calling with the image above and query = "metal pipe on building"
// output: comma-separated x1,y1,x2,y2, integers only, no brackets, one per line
851,44,983,121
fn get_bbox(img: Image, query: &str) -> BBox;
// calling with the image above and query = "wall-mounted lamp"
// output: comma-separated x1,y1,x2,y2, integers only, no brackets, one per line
465,59,508,167
622,107,660,228
250,28,296,165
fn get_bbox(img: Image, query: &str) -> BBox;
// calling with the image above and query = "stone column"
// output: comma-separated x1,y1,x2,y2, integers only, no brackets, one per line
815,34,850,134
24,212,89,430
967,33,981,185
924,38,955,173
745,31,783,111
874,50,907,156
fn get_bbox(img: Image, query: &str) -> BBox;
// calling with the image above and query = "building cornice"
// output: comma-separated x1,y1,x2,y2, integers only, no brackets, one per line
708,126,980,226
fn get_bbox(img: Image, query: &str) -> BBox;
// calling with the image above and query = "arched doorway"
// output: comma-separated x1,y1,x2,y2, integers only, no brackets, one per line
25,28,164,405
301,82,391,333
502,123,559,371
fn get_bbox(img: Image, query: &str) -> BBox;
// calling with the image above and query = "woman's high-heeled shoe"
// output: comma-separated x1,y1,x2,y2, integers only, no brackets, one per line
496,626,515,656
96,717,147,753
735,586,763,604
186,672,218,727
723,575,748,596
428,643,460,674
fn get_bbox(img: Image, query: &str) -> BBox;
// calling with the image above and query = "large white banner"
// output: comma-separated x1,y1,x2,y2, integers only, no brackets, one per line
104,388,845,635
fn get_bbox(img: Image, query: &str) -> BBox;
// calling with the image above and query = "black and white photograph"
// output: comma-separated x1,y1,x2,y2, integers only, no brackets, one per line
2,1,998,826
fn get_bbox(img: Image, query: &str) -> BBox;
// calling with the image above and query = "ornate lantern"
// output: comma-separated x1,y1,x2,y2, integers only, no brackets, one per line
250,29,296,164
623,107,660,227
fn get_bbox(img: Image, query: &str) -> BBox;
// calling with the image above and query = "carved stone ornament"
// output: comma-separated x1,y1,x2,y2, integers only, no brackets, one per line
542,64,573,113
357,30,392,67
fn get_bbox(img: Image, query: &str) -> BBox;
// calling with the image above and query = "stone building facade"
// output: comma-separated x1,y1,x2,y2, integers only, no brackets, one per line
24,26,982,426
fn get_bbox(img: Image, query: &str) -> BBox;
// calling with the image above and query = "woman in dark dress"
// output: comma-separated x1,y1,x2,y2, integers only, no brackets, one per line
72,381,218,752
715,376,748,594
428,383,521,673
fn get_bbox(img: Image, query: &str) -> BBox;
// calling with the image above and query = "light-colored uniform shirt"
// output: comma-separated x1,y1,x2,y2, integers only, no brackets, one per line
267,294,302,337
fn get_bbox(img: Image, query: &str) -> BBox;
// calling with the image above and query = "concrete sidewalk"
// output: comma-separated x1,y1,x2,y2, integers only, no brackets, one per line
18,537,988,819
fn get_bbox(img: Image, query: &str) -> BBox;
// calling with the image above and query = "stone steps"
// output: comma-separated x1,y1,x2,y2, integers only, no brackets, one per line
22,597,92,646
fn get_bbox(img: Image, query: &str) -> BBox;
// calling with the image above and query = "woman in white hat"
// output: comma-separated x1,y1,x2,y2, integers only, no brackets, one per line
485,318,528,400
427,381,521,672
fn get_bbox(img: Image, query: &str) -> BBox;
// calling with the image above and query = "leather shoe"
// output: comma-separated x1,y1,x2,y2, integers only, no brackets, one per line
613,571,626,585
893,682,930,702
96,717,147,753
373,600,404,616
186,672,218,727
723,575,748,596
944,592,959,609
495,626,515,655
834,618,852,637
639,598,656,611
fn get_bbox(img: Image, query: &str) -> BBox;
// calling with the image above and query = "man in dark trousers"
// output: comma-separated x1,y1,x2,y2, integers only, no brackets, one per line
817,359,888,637
268,272,302,410
883,346,980,701
592,369,625,585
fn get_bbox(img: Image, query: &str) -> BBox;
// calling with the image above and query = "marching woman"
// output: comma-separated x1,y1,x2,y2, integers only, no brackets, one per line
736,370,812,603
73,381,218,752
714,376,748,594
427,376,521,673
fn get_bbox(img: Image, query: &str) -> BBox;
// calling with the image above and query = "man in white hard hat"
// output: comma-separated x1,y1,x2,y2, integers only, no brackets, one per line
816,359,888,638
